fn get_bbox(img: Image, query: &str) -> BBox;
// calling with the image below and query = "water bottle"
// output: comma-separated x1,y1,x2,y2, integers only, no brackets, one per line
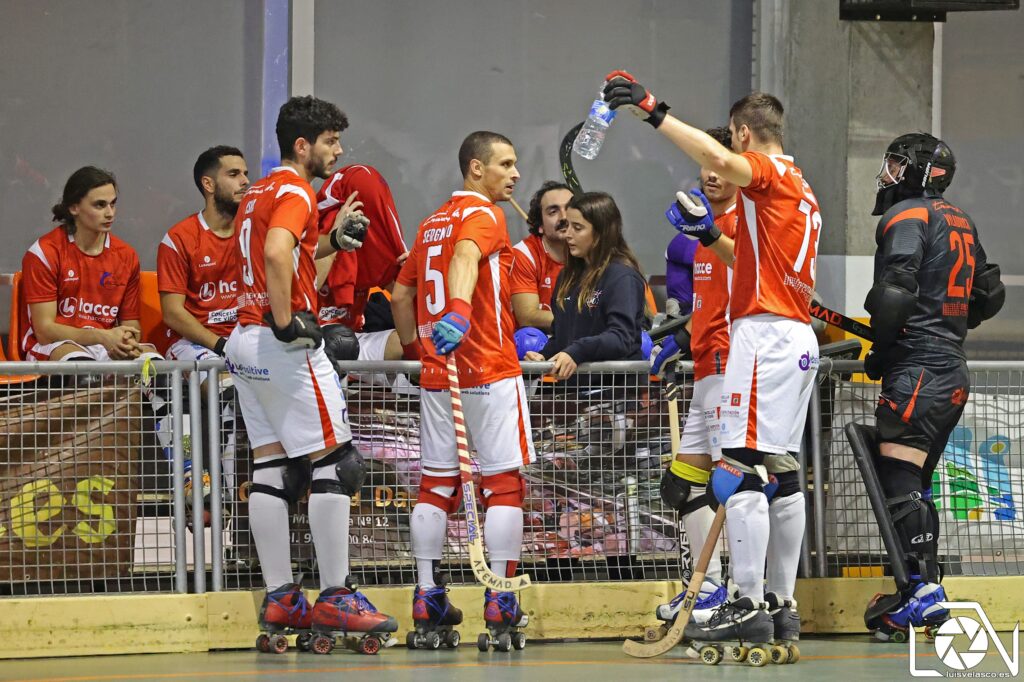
573,89,618,160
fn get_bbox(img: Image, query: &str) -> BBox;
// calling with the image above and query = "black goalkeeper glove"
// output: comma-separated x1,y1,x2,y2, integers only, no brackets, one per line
602,69,671,129
330,213,369,252
263,310,324,349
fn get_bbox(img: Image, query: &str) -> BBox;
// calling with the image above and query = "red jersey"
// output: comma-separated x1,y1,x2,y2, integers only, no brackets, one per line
510,233,564,314
732,152,821,323
691,205,737,380
235,167,320,327
157,212,240,343
396,191,520,390
316,165,408,329
20,227,140,354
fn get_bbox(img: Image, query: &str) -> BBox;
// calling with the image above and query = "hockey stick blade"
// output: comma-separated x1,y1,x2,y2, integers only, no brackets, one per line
622,506,726,658
560,122,585,196
447,353,532,591
809,302,874,341
675,191,707,218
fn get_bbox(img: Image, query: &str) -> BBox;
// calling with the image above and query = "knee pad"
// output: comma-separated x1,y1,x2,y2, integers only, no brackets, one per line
251,457,311,504
310,442,366,496
480,470,526,511
660,463,711,516
417,472,463,514
767,470,802,503
323,324,360,363
710,459,766,506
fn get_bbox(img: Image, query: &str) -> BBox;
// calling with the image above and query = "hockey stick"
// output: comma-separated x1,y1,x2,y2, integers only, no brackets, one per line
560,122,585,196
810,302,874,342
667,397,680,459
622,505,726,657
447,353,532,591
509,197,530,223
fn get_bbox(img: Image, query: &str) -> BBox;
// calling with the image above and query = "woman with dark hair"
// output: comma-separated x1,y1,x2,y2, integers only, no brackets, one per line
523,191,647,379
20,166,145,361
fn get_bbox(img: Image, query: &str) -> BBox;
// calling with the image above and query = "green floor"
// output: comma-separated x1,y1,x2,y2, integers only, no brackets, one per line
1,636,1018,682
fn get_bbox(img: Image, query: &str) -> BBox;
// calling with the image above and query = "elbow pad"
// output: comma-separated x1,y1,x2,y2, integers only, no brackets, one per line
865,268,918,346
968,263,1005,329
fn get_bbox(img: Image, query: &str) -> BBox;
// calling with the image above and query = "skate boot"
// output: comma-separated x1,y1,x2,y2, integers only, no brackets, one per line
911,583,950,639
478,589,528,652
645,578,727,644
256,583,314,654
682,596,774,667
310,578,399,655
407,576,464,650
866,582,949,643
765,592,801,664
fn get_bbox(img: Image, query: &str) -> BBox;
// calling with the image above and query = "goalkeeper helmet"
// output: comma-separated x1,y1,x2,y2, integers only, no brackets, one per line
873,133,956,215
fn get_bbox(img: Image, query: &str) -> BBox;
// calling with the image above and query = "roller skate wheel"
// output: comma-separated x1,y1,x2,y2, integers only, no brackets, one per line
255,633,270,652
645,625,668,641
925,625,939,640
700,645,723,665
296,632,313,652
446,630,461,648
512,632,527,650
892,630,908,644
477,633,490,652
730,645,749,662
426,631,442,650
770,644,789,664
787,644,800,663
496,632,512,652
360,636,381,655
747,647,769,667
269,634,289,654
312,634,334,655
406,631,419,649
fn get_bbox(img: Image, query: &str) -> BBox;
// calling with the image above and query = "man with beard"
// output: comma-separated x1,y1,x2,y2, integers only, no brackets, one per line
158,146,249,362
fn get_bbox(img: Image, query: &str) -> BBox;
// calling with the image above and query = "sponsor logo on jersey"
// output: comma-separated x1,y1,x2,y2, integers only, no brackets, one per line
730,393,742,407
224,358,270,381
319,306,351,322
950,387,967,406
199,279,238,303
694,261,714,276
207,308,238,325
198,255,220,269
59,298,77,317
59,297,119,319
798,351,820,372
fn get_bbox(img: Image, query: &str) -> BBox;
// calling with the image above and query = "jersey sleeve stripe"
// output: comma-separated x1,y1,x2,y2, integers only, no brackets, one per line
741,194,761,300
488,251,503,347
462,206,496,223
160,233,179,253
27,240,51,270
317,173,343,210
386,206,408,249
277,183,313,212
513,241,536,267
883,207,929,236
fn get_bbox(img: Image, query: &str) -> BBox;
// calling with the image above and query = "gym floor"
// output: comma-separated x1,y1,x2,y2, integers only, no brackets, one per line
1,635,1018,682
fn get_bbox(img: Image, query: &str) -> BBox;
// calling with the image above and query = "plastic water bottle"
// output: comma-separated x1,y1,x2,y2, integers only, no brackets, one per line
573,90,617,160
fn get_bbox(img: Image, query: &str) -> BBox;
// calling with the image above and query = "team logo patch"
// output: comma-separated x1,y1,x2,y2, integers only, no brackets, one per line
585,290,602,309
730,393,742,407
951,387,967,406
59,297,77,317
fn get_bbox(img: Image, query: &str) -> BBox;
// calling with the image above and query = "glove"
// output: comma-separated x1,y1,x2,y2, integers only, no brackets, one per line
602,69,670,128
212,337,227,357
431,299,472,355
863,345,887,381
666,190,721,247
329,213,369,251
263,310,324,349
651,327,692,378
514,326,549,361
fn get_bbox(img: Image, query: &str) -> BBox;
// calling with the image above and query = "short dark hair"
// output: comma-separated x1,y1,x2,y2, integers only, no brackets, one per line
729,92,784,144
276,95,349,161
706,126,732,150
458,131,513,178
193,145,244,196
526,180,572,236
51,166,117,235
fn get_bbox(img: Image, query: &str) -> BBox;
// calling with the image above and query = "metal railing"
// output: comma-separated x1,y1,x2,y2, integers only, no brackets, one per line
1,357,1021,596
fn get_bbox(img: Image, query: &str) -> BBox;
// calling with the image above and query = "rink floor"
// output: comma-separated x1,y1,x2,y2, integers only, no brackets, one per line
2,635,1018,682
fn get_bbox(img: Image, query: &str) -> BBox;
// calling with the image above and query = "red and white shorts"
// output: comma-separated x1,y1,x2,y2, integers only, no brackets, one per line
678,374,725,460
718,315,818,454
420,375,536,475
225,324,351,457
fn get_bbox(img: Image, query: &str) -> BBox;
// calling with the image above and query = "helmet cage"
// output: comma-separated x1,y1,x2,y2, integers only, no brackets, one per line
876,152,910,191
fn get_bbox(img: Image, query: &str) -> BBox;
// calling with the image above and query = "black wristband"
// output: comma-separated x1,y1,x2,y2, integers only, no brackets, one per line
329,228,342,251
213,337,227,357
698,224,722,248
646,101,671,129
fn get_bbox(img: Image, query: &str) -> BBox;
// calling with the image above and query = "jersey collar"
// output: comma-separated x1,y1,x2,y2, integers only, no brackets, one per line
67,232,111,249
452,190,492,204
197,211,211,231
271,166,301,177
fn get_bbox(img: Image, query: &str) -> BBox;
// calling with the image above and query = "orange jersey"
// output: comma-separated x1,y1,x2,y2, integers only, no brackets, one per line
510,233,564,313
157,212,240,342
691,205,737,380
731,152,821,323
20,227,141,354
235,167,320,327
396,191,520,390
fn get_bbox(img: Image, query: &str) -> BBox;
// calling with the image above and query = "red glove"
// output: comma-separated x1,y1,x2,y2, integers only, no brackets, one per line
602,69,670,129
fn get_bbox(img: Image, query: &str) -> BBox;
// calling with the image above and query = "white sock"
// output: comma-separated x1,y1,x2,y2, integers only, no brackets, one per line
309,464,351,590
767,492,805,600
249,459,293,591
484,505,523,572
411,502,448,586
725,490,769,602
682,487,722,584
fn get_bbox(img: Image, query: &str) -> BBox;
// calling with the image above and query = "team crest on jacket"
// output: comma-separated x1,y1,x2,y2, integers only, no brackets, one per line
585,290,602,309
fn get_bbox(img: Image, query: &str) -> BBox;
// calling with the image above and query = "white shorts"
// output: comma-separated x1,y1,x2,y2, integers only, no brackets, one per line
28,340,109,362
678,374,725,460
165,338,219,363
718,315,818,454
355,330,394,362
420,376,536,475
225,325,352,457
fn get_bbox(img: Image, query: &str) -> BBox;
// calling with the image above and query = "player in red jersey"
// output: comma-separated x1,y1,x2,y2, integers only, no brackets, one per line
224,96,395,647
606,75,819,651
510,180,572,332
158,146,249,363
21,166,145,362
315,164,408,363
391,131,536,641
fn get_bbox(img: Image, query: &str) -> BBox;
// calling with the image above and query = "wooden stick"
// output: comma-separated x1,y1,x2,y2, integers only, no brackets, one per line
509,197,530,223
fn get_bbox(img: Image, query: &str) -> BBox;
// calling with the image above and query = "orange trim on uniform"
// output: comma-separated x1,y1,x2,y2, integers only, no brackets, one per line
306,355,338,448
515,380,530,465
902,370,926,424
745,355,759,449
882,207,929,237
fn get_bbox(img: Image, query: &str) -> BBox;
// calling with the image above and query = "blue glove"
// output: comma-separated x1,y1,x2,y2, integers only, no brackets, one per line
650,327,692,378
431,300,472,355
515,326,549,360
665,189,721,247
